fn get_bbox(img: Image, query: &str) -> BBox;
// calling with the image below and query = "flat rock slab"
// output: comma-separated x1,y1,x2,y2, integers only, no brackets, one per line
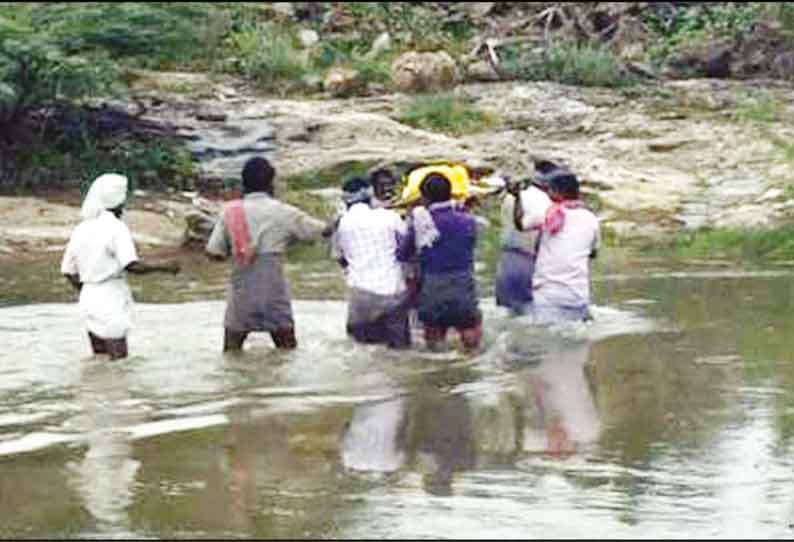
0,197,185,253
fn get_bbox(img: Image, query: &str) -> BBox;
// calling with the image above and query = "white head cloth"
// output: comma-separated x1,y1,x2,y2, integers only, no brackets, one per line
80,173,129,220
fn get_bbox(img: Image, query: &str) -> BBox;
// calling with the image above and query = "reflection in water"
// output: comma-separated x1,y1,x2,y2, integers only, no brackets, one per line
5,271,794,538
411,390,476,496
337,335,599,498
342,397,407,474
69,362,141,533
518,339,599,459
224,404,258,531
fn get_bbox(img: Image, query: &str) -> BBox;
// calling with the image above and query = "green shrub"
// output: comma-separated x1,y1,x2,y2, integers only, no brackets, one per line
283,161,380,191
397,94,496,135
337,2,472,57
771,135,794,164
774,2,794,38
474,198,504,284
11,132,197,193
225,25,309,94
27,2,220,70
733,90,782,123
502,42,635,88
644,3,765,65
310,37,396,91
662,226,794,262
7,2,281,73
0,34,118,128
284,190,334,221
350,54,393,87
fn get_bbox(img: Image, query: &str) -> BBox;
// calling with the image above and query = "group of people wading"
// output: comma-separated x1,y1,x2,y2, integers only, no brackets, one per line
61,155,600,360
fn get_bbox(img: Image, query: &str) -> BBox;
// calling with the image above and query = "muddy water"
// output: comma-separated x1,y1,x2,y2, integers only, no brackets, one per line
2,265,794,539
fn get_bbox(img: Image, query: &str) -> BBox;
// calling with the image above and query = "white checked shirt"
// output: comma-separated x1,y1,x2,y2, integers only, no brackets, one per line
335,203,407,296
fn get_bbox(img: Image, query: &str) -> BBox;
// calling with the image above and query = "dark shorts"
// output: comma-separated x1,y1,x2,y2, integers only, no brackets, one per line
88,332,128,360
495,248,535,315
346,288,411,349
418,270,482,330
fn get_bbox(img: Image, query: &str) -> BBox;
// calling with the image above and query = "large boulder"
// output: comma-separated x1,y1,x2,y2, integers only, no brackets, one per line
324,66,363,97
666,40,736,79
465,60,500,82
391,51,458,93
183,197,221,248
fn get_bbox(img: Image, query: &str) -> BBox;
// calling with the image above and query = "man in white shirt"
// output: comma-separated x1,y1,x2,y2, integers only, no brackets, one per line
61,173,180,360
496,162,554,315
529,171,600,322
335,177,411,348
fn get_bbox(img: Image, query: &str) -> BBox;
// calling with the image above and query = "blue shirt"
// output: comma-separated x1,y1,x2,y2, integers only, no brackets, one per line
398,205,477,275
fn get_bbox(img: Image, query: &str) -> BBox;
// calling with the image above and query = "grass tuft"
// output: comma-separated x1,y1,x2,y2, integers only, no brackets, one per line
397,94,497,135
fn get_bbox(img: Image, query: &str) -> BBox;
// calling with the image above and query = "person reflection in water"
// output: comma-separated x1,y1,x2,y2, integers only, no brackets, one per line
341,396,408,474
69,362,141,532
411,390,476,496
519,340,600,459
224,405,258,531
340,387,476,496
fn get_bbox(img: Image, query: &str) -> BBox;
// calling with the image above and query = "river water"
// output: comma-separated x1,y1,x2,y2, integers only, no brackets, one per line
2,265,794,539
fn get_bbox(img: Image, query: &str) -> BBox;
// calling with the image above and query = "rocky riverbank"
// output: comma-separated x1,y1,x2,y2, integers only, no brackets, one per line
3,73,793,259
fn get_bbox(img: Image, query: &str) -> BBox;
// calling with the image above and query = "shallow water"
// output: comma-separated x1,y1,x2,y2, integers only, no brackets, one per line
2,268,794,539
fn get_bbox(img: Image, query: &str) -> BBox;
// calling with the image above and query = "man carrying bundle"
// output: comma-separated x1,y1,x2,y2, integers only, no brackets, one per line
496,160,556,316
368,167,399,209
335,177,411,348
398,173,482,353
527,170,600,322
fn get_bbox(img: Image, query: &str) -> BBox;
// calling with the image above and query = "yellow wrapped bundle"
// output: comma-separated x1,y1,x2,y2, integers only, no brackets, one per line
398,163,472,206
395,161,506,208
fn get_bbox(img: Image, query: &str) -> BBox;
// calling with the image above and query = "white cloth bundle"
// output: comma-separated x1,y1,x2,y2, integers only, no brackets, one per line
411,200,456,250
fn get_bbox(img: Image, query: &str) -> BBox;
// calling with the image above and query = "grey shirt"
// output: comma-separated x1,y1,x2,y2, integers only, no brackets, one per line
206,192,325,258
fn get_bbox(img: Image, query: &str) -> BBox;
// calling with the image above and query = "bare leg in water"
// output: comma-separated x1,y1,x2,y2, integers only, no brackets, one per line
224,327,297,351
88,332,128,360
270,327,297,349
88,332,108,355
459,323,483,354
224,329,249,352
423,326,448,352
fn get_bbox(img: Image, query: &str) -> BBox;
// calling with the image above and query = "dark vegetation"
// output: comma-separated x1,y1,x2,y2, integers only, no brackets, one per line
2,2,794,195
